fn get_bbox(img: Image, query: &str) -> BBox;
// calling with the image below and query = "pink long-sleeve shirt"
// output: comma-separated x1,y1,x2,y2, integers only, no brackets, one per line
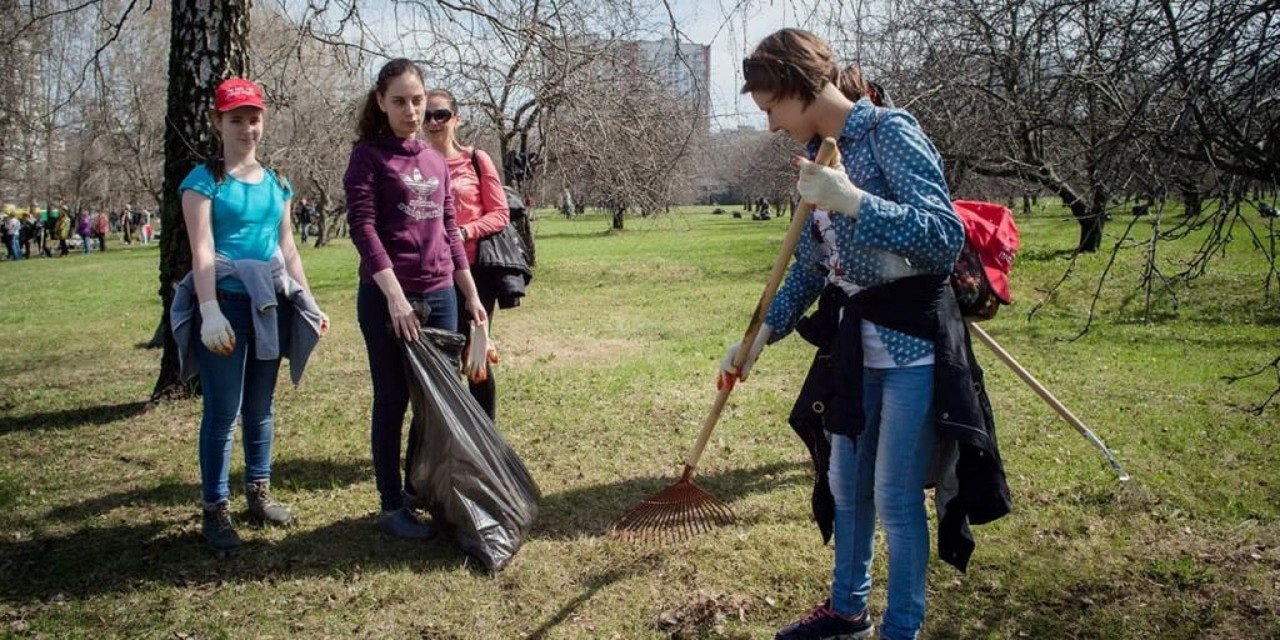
445,148,510,266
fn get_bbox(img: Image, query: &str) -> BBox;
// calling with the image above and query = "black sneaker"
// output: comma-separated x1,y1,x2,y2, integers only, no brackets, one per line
775,599,873,640
202,502,241,552
246,480,293,526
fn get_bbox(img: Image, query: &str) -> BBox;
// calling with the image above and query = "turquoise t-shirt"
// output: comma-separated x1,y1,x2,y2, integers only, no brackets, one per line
180,164,292,292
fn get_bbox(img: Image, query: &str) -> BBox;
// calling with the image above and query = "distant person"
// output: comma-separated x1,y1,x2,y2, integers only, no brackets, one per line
423,87,510,420
21,212,38,258
172,77,329,552
560,188,574,219
120,205,135,244
3,213,19,260
53,208,71,256
344,58,487,540
140,209,154,245
725,28,1008,640
296,197,315,243
93,210,110,252
77,211,93,254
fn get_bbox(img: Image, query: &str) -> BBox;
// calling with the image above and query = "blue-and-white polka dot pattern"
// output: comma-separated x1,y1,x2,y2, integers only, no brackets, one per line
765,98,964,366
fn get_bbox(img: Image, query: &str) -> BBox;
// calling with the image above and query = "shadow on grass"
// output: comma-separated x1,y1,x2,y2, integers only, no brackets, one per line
526,555,660,640
0,513,468,604
41,457,370,524
0,400,150,436
0,459,809,605
535,459,811,540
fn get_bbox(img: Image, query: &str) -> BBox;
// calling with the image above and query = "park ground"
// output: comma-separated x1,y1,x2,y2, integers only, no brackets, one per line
1,204,1278,639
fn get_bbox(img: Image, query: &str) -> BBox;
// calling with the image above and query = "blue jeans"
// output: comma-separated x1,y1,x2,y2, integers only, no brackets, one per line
830,364,936,640
79,233,91,254
195,290,292,505
357,283,457,512
7,236,20,260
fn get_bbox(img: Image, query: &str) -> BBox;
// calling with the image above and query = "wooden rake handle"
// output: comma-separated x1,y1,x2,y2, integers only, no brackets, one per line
966,321,1131,483
681,138,843,476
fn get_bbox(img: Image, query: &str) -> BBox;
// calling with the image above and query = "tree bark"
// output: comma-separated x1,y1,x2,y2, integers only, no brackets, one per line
611,205,625,230
152,0,251,403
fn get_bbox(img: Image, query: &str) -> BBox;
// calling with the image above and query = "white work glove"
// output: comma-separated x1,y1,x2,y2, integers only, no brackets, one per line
717,323,772,389
796,157,863,218
463,320,495,383
199,300,236,356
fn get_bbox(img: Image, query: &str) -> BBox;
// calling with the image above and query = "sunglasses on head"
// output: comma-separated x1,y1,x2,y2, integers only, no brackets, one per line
424,109,454,123
742,57,793,82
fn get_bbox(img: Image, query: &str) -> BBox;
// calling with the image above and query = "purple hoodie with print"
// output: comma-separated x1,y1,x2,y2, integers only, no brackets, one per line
344,134,468,295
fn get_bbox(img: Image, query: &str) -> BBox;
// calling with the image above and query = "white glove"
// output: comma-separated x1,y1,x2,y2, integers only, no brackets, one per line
718,323,772,387
199,300,236,356
463,320,491,383
796,158,863,218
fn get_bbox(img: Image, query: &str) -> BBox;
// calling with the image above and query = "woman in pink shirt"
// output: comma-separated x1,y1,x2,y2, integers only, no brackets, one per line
423,88,510,420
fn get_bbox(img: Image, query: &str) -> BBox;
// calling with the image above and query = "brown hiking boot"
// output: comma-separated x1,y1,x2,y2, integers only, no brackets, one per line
246,480,293,526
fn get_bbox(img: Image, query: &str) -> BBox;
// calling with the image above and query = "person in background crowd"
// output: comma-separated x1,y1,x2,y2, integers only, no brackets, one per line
3,213,19,261
344,58,487,540
53,207,71,257
77,210,92,254
94,209,110,252
297,197,315,243
423,87,511,421
141,208,154,245
121,204,135,245
21,211,38,259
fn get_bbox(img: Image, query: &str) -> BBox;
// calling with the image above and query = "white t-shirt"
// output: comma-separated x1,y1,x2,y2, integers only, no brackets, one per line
812,210,933,369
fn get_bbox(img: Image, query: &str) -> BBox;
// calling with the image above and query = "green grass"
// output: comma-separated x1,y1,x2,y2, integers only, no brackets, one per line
1,204,1277,639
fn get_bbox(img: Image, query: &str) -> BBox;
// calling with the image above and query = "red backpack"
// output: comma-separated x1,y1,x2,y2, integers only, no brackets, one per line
950,200,1019,320
865,122,1020,319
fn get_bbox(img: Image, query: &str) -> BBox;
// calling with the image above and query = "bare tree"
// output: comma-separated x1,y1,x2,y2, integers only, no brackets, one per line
152,0,251,401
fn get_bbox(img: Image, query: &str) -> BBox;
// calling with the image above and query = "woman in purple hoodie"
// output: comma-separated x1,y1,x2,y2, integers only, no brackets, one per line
345,58,488,540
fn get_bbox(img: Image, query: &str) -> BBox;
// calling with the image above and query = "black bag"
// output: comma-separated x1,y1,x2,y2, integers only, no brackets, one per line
469,150,534,308
402,327,540,573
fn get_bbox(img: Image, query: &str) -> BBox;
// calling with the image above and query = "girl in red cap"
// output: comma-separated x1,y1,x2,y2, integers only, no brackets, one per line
175,76,330,552
344,59,488,540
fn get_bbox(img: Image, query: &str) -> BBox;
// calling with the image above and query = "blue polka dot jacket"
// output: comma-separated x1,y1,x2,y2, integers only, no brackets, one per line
765,98,964,364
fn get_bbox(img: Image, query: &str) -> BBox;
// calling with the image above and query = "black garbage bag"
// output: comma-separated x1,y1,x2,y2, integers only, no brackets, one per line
401,327,540,573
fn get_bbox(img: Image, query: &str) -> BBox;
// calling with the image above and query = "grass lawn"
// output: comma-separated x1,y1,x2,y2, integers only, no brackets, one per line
1,203,1277,639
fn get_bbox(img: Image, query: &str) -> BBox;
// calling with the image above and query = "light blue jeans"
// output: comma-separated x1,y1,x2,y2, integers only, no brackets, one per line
195,290,291,506
829,364,936,640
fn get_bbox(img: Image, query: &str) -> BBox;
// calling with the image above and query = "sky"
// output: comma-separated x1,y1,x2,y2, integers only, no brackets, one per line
665,0,795,132
291,0,820,132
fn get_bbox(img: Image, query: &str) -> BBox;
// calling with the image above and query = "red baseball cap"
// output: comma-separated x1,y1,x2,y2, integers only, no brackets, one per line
214,77,266,112
953,200,1019,303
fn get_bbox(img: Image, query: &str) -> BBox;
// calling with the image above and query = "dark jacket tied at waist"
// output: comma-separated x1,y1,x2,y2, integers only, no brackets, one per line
788,275,1011,572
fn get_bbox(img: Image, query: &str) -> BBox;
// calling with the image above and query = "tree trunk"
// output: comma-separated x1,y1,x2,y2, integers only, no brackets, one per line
311,173,329,248
1180,181,1202,218
611,205,625,230
1077,205,1106,253
152,0,251,403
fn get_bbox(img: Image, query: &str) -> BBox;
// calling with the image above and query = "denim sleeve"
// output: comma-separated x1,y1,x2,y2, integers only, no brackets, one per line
765,221,825,342
853,113,964,273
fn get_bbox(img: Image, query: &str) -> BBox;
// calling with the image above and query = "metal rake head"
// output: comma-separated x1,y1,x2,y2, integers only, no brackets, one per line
611,474,735,544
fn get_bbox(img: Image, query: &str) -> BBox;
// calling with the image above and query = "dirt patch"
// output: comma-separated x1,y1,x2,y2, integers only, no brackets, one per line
654,590,754,639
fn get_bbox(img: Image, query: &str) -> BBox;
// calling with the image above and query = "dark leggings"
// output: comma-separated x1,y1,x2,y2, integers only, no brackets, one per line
357,282,457,512
456,286,499,421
